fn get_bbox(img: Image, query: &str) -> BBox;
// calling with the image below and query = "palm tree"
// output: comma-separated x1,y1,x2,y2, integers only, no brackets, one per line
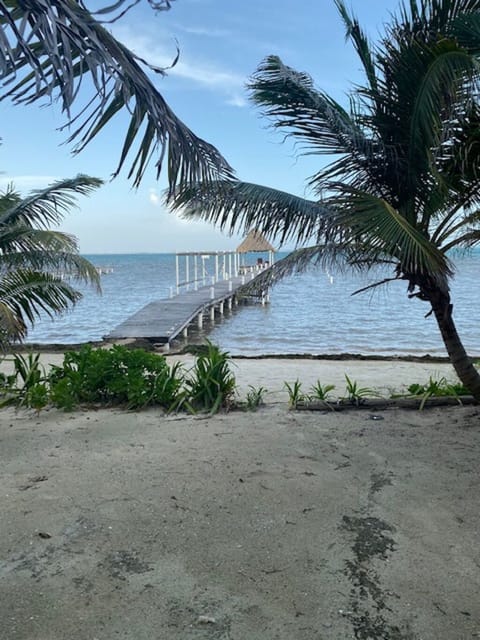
172,0,480,399
0,1,234,191
0,175,102,346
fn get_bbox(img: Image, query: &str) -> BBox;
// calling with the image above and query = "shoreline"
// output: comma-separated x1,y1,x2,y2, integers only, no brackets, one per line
11,338,477,363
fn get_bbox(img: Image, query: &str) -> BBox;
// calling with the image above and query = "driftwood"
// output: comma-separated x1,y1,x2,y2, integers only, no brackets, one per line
295,396,478,411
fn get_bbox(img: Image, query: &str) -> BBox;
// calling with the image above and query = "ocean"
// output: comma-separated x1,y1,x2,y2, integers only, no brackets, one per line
25,251,480,357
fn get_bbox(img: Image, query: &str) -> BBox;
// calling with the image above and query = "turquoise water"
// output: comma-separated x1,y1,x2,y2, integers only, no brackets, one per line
25,251,480,357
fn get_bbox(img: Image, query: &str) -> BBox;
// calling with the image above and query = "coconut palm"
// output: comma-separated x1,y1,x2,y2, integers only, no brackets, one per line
0,175,102,345
0,1,233,191
172,0,480,399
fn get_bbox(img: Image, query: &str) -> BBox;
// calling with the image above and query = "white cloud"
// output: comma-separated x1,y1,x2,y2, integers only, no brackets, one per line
149,187,161,206
226,94,248,108
176,25,231,38
172,60,245,90
115,27,247,104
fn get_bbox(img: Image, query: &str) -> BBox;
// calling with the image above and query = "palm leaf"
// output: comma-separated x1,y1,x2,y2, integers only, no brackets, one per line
328,188,453,287
248,55,374,159
407,42,479,175
0,0,234,189
0,241,101,290
248,56,403,201
335,0,378,93
0,174,102,343
0,228,79,255
0,269,82,342
0,176,103,228
238,242,391,296
442,228,480,250
172,180,332,246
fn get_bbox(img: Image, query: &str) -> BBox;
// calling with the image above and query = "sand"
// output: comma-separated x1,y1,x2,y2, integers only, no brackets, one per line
1,355,479,639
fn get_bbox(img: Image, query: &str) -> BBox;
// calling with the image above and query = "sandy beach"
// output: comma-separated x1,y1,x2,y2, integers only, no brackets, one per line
1,354,479,639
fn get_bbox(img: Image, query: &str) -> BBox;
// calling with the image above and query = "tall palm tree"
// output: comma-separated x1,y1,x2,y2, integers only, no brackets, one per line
0,175,102,346
0,1,234,191
172,0,480,399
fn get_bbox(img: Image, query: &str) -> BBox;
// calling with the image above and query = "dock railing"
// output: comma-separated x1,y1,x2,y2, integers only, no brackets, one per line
171,250,274,299
172,251,240,297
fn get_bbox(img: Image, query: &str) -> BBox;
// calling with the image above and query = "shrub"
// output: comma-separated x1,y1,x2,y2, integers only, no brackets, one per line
49,345,184,410
0,343,237,414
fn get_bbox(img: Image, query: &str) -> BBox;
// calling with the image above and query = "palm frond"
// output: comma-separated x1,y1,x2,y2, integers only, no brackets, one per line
335,0,378,92
356,2,480,216
0,269,82,341
436,101,480,214
0,0,234,189
432,206,480,246
398,0,480,37
0,175,103,228
328,188,453,287
248,56,407,202
248,55,372,159
172,180,332,246
450,8,480,51
239,242,394,295
441,228,480,251
0,300,22,344
0,243,101,291
0,174,102,343
0,228,79,256
237,245,339,294
407,42,479,173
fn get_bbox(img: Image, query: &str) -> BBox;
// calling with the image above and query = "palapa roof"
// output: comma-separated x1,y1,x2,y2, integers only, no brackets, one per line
236,230,275,253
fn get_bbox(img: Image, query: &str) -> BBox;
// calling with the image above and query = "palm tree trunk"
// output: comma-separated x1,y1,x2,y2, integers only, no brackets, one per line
429,292,480,401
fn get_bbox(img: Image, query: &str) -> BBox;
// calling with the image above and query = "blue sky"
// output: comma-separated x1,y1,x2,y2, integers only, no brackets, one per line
1,0,401,254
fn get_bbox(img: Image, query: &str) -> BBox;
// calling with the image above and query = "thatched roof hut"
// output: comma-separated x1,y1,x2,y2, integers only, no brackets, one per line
236,230,275,269
236,230,275,253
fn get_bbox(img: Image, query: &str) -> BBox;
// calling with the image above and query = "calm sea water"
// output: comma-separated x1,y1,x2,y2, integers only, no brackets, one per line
26,251,480,357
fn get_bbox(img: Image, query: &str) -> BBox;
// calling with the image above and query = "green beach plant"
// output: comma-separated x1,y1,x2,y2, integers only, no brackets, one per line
184,341,237,414
406,376,469,410
245,385,267,411
284,379,306,409
343,374,376,406
0,352,48,410
0,344,237,414
48,345,184,410
172,0,480,401
310,380,336,403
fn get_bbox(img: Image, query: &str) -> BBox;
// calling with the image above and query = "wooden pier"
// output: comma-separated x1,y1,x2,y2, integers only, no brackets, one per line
106,271,267,349
107,240,276,349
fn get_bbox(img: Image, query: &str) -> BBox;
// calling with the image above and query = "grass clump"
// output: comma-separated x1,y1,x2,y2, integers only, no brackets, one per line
342,374,377,406
284,379,307,409
406,375,469,410
244,385,267,411
184,340,236,414
310,380,336,403
1,352,48,411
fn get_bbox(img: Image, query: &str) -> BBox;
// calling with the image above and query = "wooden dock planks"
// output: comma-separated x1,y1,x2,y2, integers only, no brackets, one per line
106,274,261,345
